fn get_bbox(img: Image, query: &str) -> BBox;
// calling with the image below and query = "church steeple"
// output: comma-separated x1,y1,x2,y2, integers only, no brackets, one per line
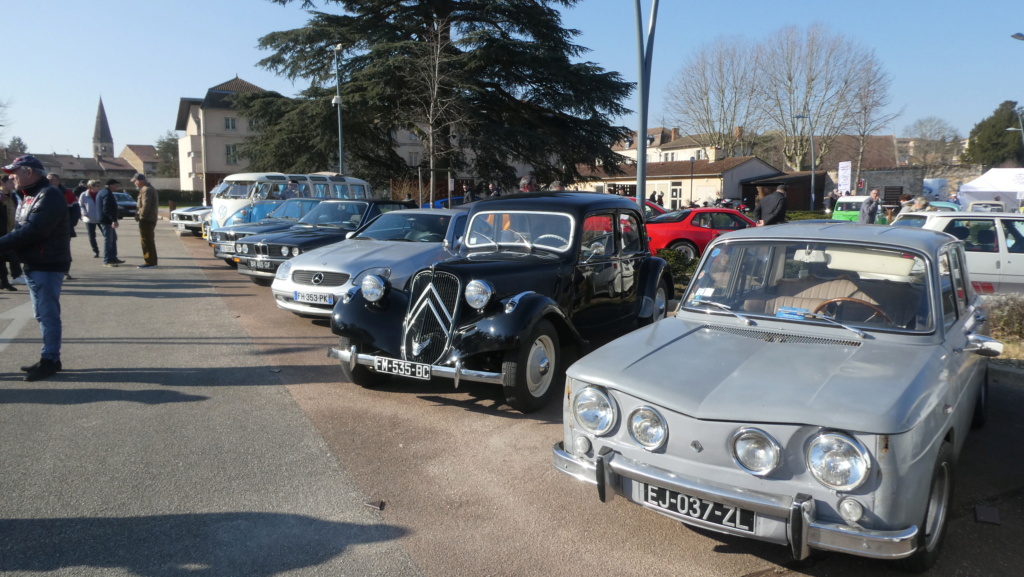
93,97,113,159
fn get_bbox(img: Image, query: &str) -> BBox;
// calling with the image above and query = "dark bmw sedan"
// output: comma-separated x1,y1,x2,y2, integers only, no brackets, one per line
208,198,323,266
234,198,413,285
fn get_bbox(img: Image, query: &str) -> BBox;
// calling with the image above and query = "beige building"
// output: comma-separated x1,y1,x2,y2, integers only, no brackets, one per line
175,77,265,193
613,127,715,165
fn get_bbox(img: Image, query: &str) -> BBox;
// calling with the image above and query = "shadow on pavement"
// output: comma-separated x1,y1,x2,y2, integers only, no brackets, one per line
0,388,208,405
0,512,408,576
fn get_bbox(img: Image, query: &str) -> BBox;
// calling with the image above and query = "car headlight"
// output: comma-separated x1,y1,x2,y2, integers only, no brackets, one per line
730,428,781,475
292,247,301,257
276,261,292,280
280,246,290,257
351,267,391,286
628,406,668,450
806,431,870,491
361,275,386,302
465,280,493,310
237,244,248,254
571,387,617,436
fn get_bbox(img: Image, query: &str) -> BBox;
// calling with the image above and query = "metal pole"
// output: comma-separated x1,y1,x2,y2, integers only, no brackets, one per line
333,44,345,174
633,0,660,219
689,157,694,205
809,131,815,211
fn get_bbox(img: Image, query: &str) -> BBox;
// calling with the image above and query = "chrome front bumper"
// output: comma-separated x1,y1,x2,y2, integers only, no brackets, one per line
327,346,504,387
551,442,917,561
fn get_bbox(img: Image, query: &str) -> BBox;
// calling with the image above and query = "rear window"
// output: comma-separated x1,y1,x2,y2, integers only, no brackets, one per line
892,215,927,228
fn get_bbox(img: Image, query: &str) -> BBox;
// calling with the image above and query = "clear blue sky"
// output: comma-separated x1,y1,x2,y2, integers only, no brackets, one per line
3,0,1022,159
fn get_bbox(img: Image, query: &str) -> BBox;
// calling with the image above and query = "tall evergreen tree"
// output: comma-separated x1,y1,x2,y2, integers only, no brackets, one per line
963,101,1023,168
252,0,632,187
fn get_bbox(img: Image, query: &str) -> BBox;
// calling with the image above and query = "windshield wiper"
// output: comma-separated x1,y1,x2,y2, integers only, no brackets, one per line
507,230,533,252
800,311,869,339
472,231,499,251
689,299,753,326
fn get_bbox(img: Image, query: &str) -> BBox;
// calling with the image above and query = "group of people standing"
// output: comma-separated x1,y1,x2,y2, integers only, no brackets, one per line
0,154,159,382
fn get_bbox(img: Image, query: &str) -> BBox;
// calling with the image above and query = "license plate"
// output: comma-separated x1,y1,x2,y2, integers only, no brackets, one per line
294,291,334,305
374,357,431,380
248,259,276,270
639,483,755,533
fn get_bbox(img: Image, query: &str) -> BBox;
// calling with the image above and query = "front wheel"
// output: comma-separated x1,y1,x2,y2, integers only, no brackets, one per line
337,336,389,388
502,319,563,412
224,259,238,268
899,441,953,573
639,279,670,327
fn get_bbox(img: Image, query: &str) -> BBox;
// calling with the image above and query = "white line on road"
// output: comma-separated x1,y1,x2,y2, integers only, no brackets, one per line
0,301,35,354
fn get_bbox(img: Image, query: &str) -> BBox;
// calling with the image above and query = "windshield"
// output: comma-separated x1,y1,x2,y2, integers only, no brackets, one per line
298,201,369,228
891,215,928,228
465,211,573,251
356,212,455,241
213,181,254,199
648,210,690,224
683,240,932,332
834,200,862,212
222,202,283,227
266,199,322,220
113,192,134,202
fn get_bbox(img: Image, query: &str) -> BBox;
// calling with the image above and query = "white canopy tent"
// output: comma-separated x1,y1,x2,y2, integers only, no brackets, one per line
958,168,1024,210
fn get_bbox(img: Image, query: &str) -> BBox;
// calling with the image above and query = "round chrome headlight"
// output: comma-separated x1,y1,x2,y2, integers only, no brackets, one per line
628,406,668,450
275,261,292,280
806,431,871,491
361,275,386,302
237,243,248,254
571,387,616,436
291,247,301,257
730,428,782,475
280,246,290,257
465,279,494,310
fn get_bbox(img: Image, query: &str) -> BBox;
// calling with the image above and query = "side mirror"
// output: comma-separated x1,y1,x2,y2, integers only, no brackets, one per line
964,333,1003,357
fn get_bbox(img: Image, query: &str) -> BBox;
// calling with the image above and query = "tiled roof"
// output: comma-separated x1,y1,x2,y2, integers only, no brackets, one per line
122,144,158,163
208,77,265,94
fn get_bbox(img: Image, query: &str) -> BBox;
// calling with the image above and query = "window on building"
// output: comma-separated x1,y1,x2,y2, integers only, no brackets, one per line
248,118,258,131
226,144,239,165
225,117,237,131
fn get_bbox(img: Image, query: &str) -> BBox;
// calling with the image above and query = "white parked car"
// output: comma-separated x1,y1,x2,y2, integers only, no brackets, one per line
170,205,212,237
891,211,1024,294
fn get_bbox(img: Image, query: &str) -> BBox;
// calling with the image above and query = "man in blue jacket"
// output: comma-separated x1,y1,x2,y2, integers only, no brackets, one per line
96,179,124,266
0,155,71,381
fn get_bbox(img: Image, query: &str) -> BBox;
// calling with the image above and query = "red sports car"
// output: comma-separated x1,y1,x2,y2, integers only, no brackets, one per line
647,207,756,259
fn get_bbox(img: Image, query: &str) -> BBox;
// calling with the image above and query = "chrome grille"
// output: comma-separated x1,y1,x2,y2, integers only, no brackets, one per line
255,244,270,256
293,270,350,286
703,325,862,347
403,270,461,364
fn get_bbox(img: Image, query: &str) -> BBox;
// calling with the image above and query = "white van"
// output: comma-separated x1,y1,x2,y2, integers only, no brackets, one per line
209,172,372,228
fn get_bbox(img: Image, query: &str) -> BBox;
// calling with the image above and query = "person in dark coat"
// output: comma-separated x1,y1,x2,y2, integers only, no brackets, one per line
754,185,788,225
0,155,72,381
96,179,124,266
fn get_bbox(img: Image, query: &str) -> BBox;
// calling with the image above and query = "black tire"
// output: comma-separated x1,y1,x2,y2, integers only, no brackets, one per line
639,279,670,327
251,277,273,287
337,336,389,388
899,441,953,573
502,319,563,412
971,368,990,430
669,240,698,260
224,259,238,268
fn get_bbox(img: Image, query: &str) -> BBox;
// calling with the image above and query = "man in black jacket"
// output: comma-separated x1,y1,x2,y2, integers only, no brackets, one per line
96,179,124,266
0,155,72,381
754,185,788,226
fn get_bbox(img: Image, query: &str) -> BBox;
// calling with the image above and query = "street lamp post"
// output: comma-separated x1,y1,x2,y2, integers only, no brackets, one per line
795,114,815,211
1005,111,1024,151
332,43,345,174
689,156,695,205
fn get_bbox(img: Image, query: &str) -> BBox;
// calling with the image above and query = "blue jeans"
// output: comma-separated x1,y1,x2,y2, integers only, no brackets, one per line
24,270,64,361
85,222,100,255
99,222,118,262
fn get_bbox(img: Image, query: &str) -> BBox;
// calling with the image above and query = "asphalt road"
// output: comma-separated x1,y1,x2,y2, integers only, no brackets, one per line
1,219,1022,576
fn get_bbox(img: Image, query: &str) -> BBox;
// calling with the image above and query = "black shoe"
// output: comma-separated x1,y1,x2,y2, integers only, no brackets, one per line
93,253,100,258
0,282,15,291
111,259,126,265
137,264,157,269
103,262,119,267
65,274,74,281
21,359,62,373
24,359,61,382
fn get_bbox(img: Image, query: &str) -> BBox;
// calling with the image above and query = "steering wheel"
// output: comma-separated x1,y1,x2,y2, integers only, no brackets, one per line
813,298,893,325
535,234,568,245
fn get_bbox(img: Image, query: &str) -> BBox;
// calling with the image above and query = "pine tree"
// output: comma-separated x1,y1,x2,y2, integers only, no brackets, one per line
963,101,1023,168
246,0,632,187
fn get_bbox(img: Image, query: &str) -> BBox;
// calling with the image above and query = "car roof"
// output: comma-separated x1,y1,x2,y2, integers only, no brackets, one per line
720,221,955,254
897,211,1023,218
470,191,643,216
387,207,469,216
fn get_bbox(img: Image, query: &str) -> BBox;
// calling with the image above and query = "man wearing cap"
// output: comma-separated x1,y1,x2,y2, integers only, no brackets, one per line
132,173,158,268
96,179,124,266
0,155,72,382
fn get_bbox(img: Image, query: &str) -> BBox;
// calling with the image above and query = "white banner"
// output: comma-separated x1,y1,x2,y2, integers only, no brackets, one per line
838,161,852,193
